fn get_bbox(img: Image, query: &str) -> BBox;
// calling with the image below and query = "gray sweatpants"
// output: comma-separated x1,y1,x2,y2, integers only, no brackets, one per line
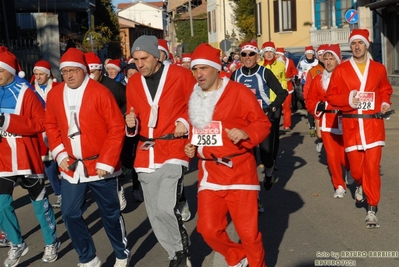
138,164,186,259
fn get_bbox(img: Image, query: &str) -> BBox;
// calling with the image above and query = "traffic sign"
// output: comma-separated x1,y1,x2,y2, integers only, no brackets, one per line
220,39,231,52
345,9,359,24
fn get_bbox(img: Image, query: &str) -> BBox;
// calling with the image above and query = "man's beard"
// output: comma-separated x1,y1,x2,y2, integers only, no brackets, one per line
188,87,220,129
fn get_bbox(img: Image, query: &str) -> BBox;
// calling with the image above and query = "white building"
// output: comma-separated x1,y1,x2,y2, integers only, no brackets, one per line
117,1,164,30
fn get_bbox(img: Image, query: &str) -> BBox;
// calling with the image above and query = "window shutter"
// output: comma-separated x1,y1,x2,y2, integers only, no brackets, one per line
291,0,297,31
273,0,279,32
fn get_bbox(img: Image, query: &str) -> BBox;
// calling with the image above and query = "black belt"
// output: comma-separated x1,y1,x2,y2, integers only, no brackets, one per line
324,110,341,114
68,154,99,178
139,134,188,142
199,150,249,165
342,110,395,119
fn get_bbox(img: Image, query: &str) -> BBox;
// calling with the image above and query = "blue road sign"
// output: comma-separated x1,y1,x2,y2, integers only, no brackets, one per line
345,9,359,24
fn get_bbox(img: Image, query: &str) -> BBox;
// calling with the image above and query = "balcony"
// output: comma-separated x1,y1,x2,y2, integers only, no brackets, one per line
310,26,351,51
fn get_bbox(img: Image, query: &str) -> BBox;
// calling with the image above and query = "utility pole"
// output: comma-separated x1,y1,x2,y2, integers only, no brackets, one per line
223,0,227,52
188,1,194,37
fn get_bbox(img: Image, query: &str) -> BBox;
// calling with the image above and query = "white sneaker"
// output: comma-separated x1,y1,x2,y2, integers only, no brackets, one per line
355,186,364,202
333,185,346,198
365,210,380,229
345,170,354,185
3,242,29,267
229,257,248,267
77,256,101,267
118,187,127,211
178,201,191,222
0,232,10,247
52,195,62,208
316,141,323,153
42,239,61,262
114,257,128,267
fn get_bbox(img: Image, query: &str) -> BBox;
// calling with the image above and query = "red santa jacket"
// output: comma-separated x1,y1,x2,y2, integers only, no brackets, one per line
307,71,342,135
189,78,271,191
126,63,197,173
44,77,125,183
326,58,392,152
285,57,297,93
0,84,45,178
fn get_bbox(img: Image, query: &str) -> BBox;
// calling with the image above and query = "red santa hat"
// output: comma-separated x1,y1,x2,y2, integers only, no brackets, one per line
59,48,88,72
304,46,315,55
349,29,370,48
240,41,259,53
190,43,221,70
182,53,192,62
84,52,102,71
106,59,121,72
261,41,276,53
158,39,169,57
275,47,285,55
317,44,329,55
323,44,342,64
0,51,25,78
33,60,52,76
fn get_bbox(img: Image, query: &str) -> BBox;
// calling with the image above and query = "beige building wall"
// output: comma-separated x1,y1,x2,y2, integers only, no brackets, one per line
256,0,313,52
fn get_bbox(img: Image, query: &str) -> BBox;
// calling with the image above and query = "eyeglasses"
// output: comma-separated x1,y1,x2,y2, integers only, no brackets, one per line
60,68,81,76
240,51,257,57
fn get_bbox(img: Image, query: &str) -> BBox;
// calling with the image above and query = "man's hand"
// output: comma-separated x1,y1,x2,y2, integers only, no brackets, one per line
352,91,360,107
381,104,391,114
125,107,136,128
59,157,69,172
184,143,196,158
225,128,249,144
174,121,188,137
96,169,108,178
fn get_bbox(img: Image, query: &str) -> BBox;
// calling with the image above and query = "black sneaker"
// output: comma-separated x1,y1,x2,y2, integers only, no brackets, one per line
263,175,275,190
169,250,192,267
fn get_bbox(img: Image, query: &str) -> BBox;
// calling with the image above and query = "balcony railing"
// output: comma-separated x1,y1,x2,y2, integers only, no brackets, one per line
310,27,351,49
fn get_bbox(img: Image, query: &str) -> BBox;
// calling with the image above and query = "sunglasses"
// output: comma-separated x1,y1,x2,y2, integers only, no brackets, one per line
240,51,257,57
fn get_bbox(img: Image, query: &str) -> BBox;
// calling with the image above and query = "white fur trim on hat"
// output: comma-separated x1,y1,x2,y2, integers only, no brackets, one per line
349,35,370,48
88,63,102,70
305,49,315,55
158,46,169,57
240,44,259,53
106,63,121,72
0,62,16,75
190,59,221,71
324,50,341,64
33,66,51,75
59,61,87,71
263,47,276,53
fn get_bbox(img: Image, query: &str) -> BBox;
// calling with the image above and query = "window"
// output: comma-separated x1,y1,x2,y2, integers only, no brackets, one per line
255,2,262,36
208,11,211,33
212,10,216,33
274,0,297,32
315,0,354,29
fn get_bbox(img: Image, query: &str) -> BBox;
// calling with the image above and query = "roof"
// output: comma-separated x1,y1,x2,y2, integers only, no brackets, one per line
365,0,399,10
175,2,207,20
117,1,164,11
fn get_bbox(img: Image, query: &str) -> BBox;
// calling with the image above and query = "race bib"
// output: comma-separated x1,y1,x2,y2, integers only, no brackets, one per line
357,92,375,110
192,121,223,147
0,130,21,138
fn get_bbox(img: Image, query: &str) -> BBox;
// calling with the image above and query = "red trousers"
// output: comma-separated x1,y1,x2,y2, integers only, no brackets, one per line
346,147,382,206
282,93,293,128
197,190,266,267
321,132,347,189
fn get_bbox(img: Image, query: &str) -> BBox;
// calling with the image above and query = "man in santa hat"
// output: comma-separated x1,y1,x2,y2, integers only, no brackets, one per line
158,39,172,65
185,43,270,267
275,47,298,132
326,29,393,229
30,60,62,209
85,52,142,206
44,48,129,266
181,53,192,69
231,41,287,192
306,44,352,199
0,51,60,266
297,45,319,136
106,59,127,85
125,35,196,266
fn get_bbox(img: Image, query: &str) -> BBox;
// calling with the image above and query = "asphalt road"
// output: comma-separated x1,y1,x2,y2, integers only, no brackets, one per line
1,96,398,267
